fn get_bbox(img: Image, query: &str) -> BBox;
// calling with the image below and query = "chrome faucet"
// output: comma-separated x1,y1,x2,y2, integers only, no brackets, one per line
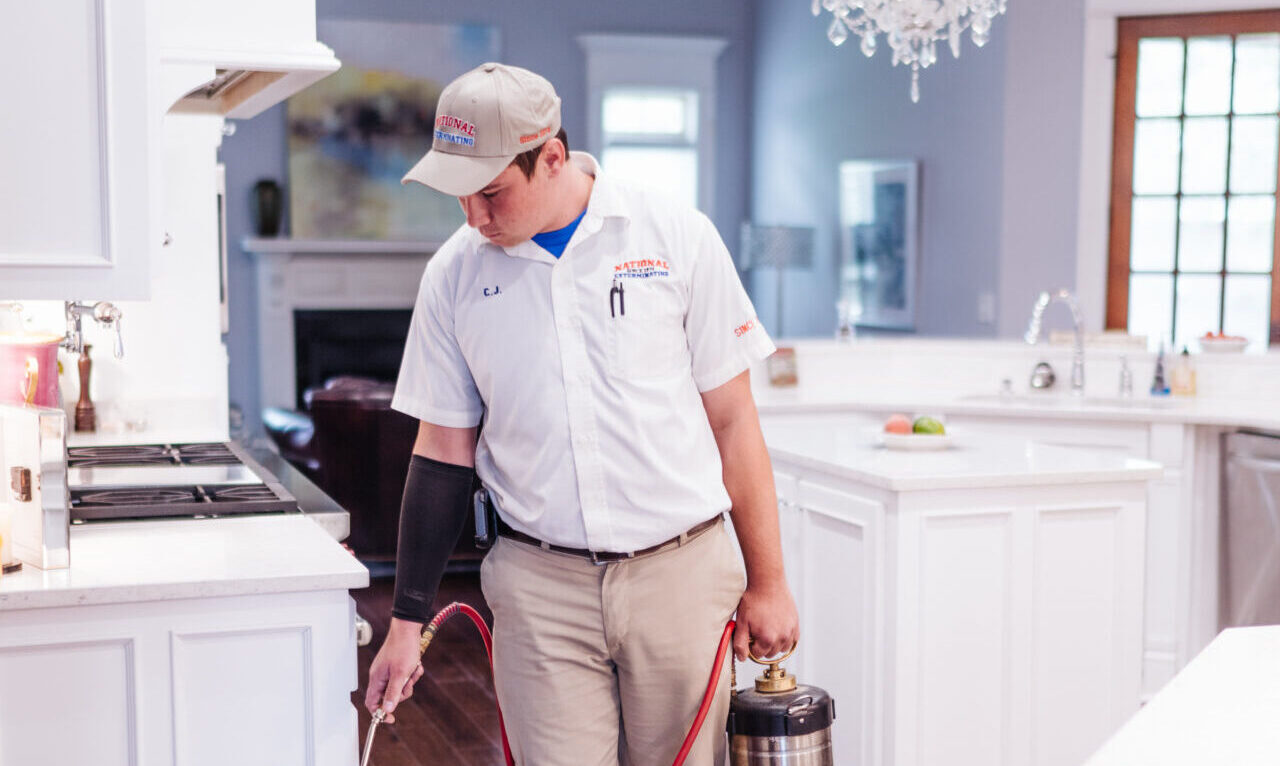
63,301,124,359
1024,289,1084,394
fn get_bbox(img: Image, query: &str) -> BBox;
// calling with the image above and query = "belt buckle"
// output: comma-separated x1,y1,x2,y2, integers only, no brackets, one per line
590,549,634,566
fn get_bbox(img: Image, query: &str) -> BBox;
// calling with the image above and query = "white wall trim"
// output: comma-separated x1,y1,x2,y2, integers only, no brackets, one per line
577,33,728,216
244,241,434,410
1076,0,1279,331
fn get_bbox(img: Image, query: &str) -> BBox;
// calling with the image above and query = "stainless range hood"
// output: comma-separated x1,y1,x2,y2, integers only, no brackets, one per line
161,42,340,119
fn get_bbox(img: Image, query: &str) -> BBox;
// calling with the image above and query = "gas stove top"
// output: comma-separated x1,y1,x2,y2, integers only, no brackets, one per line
67,442,299,522
67,442,242,467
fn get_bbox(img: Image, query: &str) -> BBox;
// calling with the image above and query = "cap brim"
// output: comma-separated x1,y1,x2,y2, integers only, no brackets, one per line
401,149,514,197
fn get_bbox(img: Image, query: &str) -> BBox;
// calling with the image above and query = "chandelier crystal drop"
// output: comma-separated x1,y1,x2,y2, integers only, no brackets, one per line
812,0,1008,103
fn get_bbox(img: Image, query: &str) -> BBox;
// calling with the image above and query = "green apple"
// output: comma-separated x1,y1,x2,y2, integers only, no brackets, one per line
912,416,946,435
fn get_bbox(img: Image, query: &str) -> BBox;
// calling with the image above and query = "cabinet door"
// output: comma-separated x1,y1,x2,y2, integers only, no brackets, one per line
794,479,884,766
0,0,155,300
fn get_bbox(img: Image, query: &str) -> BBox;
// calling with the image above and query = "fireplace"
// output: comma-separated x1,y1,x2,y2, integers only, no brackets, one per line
293,309,412,408
245,238,439,411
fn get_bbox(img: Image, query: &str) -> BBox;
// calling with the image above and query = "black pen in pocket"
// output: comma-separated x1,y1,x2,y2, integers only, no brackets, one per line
610,279,626,317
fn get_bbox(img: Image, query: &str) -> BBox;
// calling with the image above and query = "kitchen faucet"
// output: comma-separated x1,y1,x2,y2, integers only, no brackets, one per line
63,301,124,359
1024,289,1084,394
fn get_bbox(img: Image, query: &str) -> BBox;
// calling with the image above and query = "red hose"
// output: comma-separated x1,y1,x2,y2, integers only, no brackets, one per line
423,604,736,766
670,619,737,766
424,603,514,766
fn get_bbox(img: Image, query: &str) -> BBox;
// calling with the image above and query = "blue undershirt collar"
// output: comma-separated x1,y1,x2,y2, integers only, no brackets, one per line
531,208,588,258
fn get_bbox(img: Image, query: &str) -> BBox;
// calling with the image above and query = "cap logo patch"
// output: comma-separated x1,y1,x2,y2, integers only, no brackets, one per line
435,114,476,147
519,125,553,144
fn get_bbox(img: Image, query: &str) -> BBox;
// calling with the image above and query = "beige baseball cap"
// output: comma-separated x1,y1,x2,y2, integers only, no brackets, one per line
401,62,562,197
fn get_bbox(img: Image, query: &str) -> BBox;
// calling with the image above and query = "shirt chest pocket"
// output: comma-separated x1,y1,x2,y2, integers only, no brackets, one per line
606,277,689,381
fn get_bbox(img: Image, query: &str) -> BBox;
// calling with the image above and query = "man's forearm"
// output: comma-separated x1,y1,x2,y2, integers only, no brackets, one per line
713,410,787,590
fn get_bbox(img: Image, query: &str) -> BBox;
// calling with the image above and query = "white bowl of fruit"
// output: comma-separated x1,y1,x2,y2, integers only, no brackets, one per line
1198,332,1248,353
880,414,952,450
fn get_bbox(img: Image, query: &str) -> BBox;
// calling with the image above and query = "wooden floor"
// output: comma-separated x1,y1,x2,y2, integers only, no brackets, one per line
352,573,506,766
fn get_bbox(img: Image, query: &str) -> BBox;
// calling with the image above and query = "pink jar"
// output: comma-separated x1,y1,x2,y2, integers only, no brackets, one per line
0,333,62,407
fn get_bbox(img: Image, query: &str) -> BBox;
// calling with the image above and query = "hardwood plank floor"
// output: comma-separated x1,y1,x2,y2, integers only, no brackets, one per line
353,573,505,766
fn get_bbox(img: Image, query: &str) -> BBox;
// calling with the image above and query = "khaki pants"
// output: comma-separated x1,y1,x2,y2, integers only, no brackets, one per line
480,518,745,766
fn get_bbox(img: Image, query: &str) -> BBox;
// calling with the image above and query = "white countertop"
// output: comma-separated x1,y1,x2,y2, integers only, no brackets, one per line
762,414,1163,491
754,385,1280,430
0,514,368,611
1085,626,1280,765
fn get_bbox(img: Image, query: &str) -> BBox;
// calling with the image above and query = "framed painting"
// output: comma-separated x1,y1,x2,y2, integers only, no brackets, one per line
837,159,920,330
287,21,500,241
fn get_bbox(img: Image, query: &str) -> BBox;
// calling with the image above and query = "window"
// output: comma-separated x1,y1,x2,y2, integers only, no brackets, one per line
1107,10,1280,351
578,34,726,214
600,88,699,210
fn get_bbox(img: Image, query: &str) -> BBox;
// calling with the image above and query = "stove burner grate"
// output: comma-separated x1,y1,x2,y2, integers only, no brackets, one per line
207,485,282,502
74,487,200,507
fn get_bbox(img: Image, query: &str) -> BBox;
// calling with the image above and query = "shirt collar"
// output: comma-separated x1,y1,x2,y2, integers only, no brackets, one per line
489,151,628,262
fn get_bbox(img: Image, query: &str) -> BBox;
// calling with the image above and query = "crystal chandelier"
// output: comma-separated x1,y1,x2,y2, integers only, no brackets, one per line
813,0,1008,103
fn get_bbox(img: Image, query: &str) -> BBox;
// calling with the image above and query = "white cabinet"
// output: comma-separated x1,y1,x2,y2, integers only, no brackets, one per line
0,0,157,300
943,414,1209,699
0,589,360,766
770,465,1148,766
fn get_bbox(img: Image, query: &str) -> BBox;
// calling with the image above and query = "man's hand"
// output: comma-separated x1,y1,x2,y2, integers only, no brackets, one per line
365,617,427,723
733,581,799,662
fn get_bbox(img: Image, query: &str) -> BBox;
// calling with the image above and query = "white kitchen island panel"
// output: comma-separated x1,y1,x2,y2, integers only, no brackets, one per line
0,515,367,766
763,415,1157,766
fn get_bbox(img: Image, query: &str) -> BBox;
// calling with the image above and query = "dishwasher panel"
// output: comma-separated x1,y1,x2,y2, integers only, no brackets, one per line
1222,430,1280,628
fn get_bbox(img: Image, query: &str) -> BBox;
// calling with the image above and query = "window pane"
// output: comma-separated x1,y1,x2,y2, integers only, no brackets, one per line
1178,196,1226,272
1133,118,1182,195
1136,37,1185,118
1129,273,1174,350
1180,117,1229,194
1234,34,1280,115
1184,36,1233,116
601,146,697,209
603,89,696,139
1174,273,1222,349
1229,116,1279,194
1130,196,1178,271
1222,275,1272,351
1226,195,1276,273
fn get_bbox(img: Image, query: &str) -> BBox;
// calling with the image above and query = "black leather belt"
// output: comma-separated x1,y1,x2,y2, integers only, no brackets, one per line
496,515,721,565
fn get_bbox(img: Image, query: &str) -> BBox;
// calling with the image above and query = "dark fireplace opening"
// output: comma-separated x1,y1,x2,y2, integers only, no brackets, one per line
293,309,412,409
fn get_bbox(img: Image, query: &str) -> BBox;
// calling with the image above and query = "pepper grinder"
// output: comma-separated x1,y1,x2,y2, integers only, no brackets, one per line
75,343,96,432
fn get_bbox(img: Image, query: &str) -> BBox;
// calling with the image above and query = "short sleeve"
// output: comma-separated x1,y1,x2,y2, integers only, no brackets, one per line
684,213,776,392
391,260,485,427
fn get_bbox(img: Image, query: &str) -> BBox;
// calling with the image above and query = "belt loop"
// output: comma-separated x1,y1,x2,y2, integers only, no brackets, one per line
540,540,551,551
678,529,691,545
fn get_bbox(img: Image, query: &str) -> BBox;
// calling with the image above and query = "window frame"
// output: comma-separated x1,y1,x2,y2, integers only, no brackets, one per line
578,34,727,215
1106,9,1280,346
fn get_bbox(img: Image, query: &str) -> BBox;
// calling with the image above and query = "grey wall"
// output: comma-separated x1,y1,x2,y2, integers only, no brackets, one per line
221,0,756,436
750,0,1008,338
997,0,1086,336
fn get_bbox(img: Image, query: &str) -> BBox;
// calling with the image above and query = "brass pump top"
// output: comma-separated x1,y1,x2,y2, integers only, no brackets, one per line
750,643,798,694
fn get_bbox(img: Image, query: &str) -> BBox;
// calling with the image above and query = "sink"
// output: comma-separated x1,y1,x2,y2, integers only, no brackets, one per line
959,392,1182,409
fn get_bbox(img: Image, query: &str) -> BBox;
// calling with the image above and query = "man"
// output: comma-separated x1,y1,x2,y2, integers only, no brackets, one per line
365,62,798,766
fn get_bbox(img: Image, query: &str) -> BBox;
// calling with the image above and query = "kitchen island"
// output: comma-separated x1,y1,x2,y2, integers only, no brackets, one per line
755,413,1161,766
0,513,368,766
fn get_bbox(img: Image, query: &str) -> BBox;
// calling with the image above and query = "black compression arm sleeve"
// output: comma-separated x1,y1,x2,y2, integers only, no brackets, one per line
391,455,476,623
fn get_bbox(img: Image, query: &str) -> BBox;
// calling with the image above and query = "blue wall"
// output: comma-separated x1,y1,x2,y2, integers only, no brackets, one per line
221,0,756,435
749,0,1007,338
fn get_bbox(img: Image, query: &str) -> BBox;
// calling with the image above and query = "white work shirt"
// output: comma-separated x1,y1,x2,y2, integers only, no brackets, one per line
392,153,774,551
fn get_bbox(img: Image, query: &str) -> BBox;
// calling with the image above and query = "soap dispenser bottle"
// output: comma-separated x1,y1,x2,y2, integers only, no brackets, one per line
1171,346,1197,396
1150,343,1170,396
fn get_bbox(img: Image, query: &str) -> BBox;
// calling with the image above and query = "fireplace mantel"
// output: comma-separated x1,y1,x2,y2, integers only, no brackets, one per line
243,238,441,410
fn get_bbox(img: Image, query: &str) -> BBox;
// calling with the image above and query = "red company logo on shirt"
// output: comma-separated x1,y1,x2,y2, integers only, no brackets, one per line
734,319,756,337
613,258,671,279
